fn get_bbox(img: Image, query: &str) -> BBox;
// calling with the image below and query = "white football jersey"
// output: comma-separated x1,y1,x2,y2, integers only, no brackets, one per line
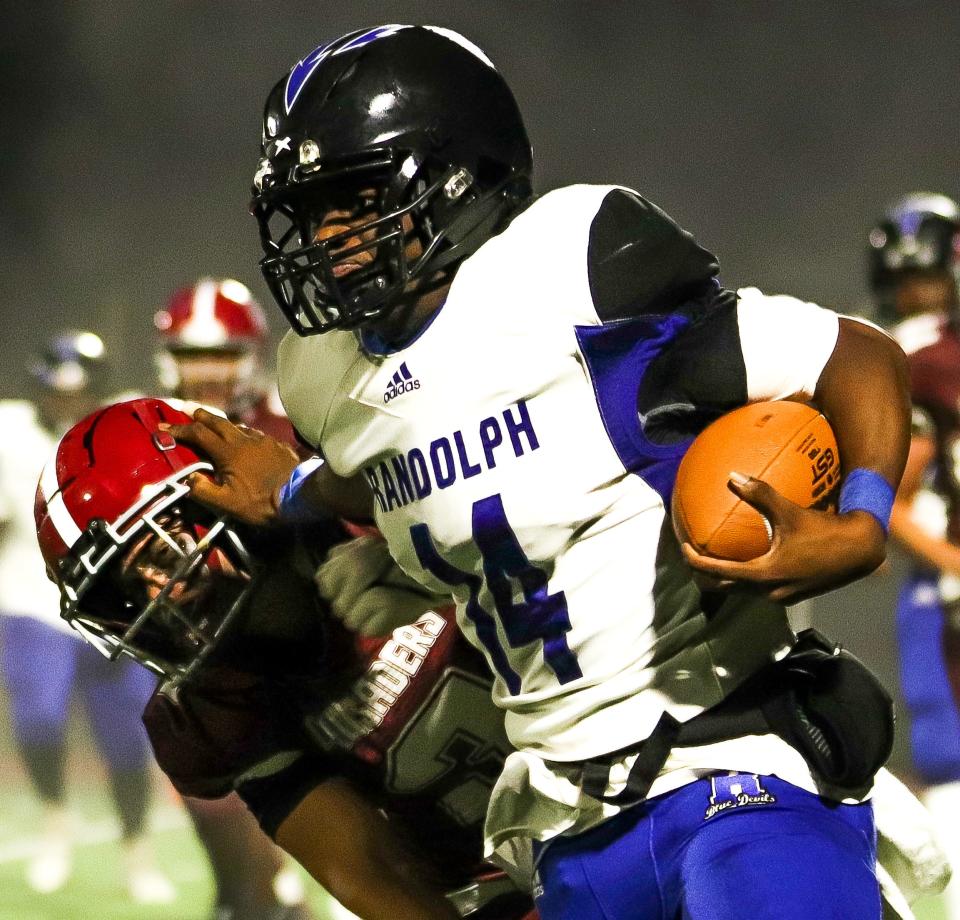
0,400,69,628
280,185,841,769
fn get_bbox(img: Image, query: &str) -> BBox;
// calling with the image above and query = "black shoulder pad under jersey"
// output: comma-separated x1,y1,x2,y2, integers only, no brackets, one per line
637,292,747,444
587,188,721,322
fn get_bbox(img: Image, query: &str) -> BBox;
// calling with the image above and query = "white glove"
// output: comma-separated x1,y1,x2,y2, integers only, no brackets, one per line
315,534,449,636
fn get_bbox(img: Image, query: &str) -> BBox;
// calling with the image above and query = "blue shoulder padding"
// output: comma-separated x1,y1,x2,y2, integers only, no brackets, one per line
576,314,694,504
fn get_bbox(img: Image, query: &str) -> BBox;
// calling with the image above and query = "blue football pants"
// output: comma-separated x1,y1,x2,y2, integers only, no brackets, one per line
0,614,155,772
895,574,960,783
533,774,879,920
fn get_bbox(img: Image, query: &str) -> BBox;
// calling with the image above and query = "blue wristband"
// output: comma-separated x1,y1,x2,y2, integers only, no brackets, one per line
277,457,324,522
838,468,895,534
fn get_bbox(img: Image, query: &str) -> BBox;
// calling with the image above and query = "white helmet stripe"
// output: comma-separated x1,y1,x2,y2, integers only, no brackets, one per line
39,456,83,549
179,277,227,347
423,27,495,68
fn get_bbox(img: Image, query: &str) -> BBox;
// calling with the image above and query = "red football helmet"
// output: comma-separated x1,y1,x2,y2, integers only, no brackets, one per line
154,278,267,352
154,278,269,409
35,397,256,682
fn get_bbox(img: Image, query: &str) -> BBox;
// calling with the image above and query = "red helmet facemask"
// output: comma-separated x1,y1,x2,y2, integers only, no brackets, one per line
35,398,257,684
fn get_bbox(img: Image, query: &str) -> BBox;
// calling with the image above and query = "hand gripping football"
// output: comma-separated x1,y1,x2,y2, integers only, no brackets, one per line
671,401,840,561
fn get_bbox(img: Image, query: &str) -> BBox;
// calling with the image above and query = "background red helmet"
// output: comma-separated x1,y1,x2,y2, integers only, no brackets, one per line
154,277,267,353
35,397,254,682
154,278,269,409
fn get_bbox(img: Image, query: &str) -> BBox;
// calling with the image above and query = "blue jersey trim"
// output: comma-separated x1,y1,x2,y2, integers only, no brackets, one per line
575,314,693,503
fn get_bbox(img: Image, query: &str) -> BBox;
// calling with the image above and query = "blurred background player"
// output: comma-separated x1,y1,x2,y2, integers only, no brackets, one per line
0,331,174,902
870,193,960,327
873,193,960,918
156,278,314,920
155,276,294,441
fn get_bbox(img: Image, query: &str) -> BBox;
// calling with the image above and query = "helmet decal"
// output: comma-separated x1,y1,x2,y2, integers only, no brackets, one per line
284,41,335,115
284,25,409,115
422,26,495,68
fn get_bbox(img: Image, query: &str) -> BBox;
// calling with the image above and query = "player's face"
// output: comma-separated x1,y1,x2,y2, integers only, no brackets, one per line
311,187,442,344
113,512,324,678
114,511,246,647
170,350,251,412
312,186,383,279
893,269,958,319
311,187,423,277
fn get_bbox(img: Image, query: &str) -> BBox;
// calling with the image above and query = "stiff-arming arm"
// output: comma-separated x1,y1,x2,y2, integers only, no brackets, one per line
164,409,374,525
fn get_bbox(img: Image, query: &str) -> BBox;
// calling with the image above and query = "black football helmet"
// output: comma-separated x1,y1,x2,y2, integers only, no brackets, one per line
869,192,960,320
251,25,533,336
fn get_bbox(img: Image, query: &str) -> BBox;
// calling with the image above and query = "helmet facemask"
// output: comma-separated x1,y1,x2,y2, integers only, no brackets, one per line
254,149,514,336
56,466,257,685
158,347,259,412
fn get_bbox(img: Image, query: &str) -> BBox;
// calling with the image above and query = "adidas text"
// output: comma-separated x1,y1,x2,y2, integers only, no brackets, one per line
384,379,421,403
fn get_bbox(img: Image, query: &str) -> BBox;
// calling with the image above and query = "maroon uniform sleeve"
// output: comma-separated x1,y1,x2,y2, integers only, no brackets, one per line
902,328,960,540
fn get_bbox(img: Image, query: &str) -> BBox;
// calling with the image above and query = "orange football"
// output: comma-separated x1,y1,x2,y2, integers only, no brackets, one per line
671,401,840,561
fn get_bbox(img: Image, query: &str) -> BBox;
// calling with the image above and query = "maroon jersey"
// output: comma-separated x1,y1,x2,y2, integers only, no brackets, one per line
144,607,514,893
898,314,960,541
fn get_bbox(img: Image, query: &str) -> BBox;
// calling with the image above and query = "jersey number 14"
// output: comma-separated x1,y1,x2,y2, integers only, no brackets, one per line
410,493,582,695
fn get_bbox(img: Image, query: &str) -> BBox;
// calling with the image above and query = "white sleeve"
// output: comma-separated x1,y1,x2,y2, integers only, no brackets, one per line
736,286,840,401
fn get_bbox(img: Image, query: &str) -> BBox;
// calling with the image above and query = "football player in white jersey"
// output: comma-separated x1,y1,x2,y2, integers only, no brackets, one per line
168,26,912,919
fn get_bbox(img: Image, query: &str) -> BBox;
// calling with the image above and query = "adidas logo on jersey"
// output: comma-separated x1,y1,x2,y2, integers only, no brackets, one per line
383,362,420,403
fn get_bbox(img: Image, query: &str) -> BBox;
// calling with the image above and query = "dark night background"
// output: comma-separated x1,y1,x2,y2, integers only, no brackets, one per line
2,1,959,771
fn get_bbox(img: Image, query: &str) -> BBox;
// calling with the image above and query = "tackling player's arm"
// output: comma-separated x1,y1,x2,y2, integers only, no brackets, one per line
273,777,459,920
163,408,374,524
684,316,912,601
